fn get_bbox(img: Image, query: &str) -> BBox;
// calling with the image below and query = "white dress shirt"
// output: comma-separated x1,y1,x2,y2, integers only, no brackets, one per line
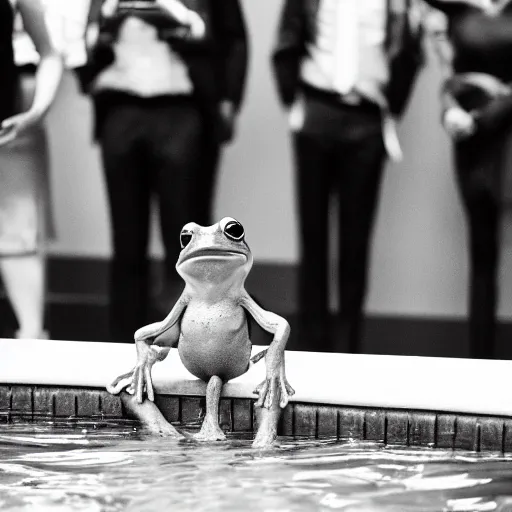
94,15,193,97
296,0,403,161
301,0,389,101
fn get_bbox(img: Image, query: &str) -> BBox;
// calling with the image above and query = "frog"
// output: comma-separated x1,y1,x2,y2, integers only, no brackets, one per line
107,217,295,448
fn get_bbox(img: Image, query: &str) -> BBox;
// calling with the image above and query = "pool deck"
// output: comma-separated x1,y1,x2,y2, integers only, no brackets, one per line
1,338,512,451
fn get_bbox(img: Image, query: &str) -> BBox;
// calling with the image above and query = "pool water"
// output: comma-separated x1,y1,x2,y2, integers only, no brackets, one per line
0,421,512,511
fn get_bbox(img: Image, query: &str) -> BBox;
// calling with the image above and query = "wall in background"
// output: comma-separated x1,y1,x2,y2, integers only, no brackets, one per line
43,0,512,320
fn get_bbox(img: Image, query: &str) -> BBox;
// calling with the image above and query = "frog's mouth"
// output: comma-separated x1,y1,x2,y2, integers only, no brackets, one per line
180,248,247,263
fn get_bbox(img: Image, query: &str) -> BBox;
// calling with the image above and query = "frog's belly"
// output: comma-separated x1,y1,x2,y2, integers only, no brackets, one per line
177,309,252,382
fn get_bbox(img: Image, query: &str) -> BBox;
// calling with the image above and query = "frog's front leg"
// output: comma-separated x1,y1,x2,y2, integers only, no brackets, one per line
240,292,295,448
194,376,226,441
107,295,188,436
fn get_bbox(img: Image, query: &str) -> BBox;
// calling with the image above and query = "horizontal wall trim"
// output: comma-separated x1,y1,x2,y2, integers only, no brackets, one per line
44,256,297,313
1,256,512,358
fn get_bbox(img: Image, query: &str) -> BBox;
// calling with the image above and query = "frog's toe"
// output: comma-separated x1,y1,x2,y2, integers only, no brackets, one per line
194,418,226,441
107,370,135,395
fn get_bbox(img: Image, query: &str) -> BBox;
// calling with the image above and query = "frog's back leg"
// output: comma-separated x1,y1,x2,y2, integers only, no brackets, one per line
250,348,267,365
194,375,226,441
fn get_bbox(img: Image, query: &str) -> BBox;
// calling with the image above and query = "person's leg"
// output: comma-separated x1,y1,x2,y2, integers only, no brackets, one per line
99,102,151,342
293,128,333,351
455,136,501,359
0,68,51,339
333,107,386,354
0,254,46,338
0,123,49,339
147,100,204,313
195,140,221,227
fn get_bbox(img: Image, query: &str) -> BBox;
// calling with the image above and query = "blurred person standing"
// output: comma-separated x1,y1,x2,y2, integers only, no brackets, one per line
271,0,425,353
78,0,248,341
424,0,512,359
0,0,62,339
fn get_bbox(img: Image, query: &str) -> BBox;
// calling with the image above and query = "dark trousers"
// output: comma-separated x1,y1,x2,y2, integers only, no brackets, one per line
454,126,512,359
98,94,209,341
293,89,386,353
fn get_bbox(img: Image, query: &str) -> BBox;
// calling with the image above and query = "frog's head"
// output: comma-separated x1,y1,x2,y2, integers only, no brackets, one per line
176,217,253,288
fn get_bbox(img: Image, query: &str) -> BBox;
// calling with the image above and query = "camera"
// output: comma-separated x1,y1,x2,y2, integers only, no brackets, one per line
113,0,185,34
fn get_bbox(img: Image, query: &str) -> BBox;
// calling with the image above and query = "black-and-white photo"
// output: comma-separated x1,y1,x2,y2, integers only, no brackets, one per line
0,1,512,509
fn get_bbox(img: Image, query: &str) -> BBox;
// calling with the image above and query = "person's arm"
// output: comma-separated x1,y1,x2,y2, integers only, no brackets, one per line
271,0,306,109
156,0,205,39
17,0,62,118
215,0,248,112
421,0,482,14
0,0,63,143
424,4,476,139
209,0,248,143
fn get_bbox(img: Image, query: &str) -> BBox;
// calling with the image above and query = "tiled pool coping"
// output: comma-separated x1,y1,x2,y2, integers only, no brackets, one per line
1,385,511,452
1,339,512,451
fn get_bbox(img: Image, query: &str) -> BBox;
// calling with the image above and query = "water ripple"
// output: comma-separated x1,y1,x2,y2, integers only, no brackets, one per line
0,424,511,511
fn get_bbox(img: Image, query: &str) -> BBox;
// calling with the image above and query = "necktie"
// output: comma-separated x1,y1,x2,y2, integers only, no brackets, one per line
333,0,358,95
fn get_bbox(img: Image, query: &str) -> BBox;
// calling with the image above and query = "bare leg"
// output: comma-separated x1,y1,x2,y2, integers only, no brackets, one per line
253,383,282,448
120,392,183,437
194,375,226,441
0,254,47,339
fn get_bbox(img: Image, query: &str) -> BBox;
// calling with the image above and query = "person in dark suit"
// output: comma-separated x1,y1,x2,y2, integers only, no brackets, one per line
78,0,249,341
271,0,425,353
424,0,512,359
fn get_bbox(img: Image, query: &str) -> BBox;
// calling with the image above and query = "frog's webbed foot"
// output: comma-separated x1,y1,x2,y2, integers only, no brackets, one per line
107,369,137,396
194,416,227,441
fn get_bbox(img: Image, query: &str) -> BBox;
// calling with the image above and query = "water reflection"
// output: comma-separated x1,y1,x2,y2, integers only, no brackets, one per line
0,423,511,511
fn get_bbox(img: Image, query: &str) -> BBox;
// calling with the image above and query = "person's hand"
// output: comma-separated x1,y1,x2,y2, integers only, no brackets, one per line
288,96,305,132
218,101,236,144
183,8,205,39
443,107,476,140
156,0,205,39
101,0,119,18
0,110,40,146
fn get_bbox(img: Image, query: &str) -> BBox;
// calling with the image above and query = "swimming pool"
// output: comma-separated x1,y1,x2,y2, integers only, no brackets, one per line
0,421,511,511
2,338,512,509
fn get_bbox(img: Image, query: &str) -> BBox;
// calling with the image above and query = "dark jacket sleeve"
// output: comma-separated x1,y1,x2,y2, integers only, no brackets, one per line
74,0,109,94
440,82,461,115
271,0,306,108
443,76,512,133
211,0,249,112
421,0,467,15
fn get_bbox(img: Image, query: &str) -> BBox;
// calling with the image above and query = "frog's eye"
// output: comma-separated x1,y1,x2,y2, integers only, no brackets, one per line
180,230,193,249
223,220,244,241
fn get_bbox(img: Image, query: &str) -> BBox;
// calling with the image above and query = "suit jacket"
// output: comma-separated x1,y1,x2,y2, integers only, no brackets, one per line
76,0,249,125
271,0,424,117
